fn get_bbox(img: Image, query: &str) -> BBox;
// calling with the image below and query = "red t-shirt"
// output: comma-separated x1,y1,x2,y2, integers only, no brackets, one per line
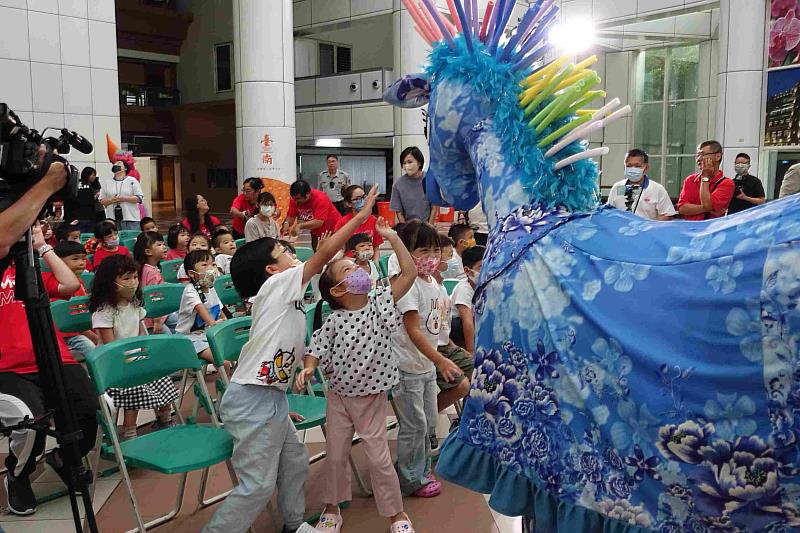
92,245,131,269
165,248,186,261
181,216,221,238
677,171,735,221
231,194,257,235
287,189,342,238
333,214,384,249
0,266,77,374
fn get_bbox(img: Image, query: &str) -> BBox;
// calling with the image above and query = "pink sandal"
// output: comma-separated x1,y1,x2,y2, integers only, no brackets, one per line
390,519,416,532
412,479,441,497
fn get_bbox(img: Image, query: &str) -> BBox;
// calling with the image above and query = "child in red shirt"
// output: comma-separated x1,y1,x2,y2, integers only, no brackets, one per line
334,185,383,260
91,220,131,269
165,223,190,260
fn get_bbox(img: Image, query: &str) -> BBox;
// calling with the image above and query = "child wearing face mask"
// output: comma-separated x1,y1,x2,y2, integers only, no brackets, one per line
334,185,383,260
296,217,418,533
90,255,178,440
391,221,463,499
177,233,211,283
175,250,224,367
212,229,237,275
245,191,280,242
449,245,485,356
91,220,132,269
445,224,475,281
345,233,380,289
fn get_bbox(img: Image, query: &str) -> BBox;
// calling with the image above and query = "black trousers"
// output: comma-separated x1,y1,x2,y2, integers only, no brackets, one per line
0,365,98,480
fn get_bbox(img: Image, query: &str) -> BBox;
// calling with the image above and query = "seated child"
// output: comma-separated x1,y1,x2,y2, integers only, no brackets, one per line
55,222,82,244
139,217,158,234
134,232,171,334
244,191,280,242
40,220,56,247
450,245,485,354
346,233,380,289
177,234,211,283
201,186,381,533
444,223,476,281
298,217,417,533
90,255,178,439
91,220,131,269
175,250,225,367
165,224,190,260
212,228,237,275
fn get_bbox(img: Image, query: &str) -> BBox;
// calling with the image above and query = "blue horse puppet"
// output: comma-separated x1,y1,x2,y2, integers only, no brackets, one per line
383,1,800,532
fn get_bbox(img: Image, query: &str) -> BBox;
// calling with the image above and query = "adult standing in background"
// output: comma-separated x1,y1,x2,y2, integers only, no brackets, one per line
606,149,676,220
229,177,264,239
727,153,765,214
390,146,438,225
780,162,800,198
100,162,144,231
677,140,734,221
64,167,103,233
282,180,341,250
318,154,351,215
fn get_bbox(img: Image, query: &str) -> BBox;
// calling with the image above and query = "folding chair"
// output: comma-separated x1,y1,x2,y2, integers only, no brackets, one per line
443,278,459,296
304,301,331,397
51,297,93,362
80,232,94,243
85,334,237,533
378,254,391,278
234,238,246,249
122,237,138,252
207,319,373,496
141,283,184,320
295,246,313,262
213,274,243,319
160,259,184,284
118,229,141,241
81,271,95,293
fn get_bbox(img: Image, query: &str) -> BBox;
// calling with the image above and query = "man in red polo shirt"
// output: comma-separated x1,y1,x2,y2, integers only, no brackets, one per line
282,180,342,250
677,140,735,221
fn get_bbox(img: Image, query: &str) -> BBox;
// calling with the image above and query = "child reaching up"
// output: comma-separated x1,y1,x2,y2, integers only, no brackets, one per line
90,255,178,439
175,250,224,367
202,186,381,533
391,220,463,498
297,218,418,533
346,233,380,289
165,224,190,260
134,232,170,334
212,229,237,275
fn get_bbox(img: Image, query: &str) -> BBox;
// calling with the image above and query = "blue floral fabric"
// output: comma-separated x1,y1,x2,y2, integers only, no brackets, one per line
437,196,800,533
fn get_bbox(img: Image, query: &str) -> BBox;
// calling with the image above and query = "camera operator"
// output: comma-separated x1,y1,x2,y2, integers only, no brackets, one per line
728,153,765,215
606,149,676,221
0,221,98,516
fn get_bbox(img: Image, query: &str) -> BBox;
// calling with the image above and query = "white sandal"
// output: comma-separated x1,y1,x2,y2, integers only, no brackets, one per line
390,519,415,533
315,510,342,533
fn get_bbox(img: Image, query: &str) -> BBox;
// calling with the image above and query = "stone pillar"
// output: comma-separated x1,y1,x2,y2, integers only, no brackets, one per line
234,0,296,187
716,0,767,178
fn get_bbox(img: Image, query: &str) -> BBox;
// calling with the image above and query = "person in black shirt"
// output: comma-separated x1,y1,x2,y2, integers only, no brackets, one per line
728,153,766,215
64,166,103,233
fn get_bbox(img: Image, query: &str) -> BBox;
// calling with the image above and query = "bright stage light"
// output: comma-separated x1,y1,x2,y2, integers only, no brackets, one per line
548,19,596,55
315,138,342,148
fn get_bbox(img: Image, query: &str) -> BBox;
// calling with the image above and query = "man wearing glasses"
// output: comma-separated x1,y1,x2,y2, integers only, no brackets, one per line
677,140,735,220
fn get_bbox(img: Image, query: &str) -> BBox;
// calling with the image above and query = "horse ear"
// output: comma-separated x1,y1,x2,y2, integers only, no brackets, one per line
383,74,431,109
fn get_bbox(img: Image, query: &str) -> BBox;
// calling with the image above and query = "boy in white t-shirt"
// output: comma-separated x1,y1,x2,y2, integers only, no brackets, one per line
450,245,485,355
212,228,237,275
202,186,381,533
175,250,224,368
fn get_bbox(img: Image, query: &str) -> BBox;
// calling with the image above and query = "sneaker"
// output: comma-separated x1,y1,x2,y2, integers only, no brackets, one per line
314,509,343,532
4,473,36,515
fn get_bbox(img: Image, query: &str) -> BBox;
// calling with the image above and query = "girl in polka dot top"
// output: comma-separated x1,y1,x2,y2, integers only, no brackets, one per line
296,217,418,533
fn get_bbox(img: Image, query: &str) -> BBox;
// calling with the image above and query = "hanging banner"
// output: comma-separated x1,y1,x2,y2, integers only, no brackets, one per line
768,0,800,68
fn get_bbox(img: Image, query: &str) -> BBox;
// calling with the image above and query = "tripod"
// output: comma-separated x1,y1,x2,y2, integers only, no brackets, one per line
6,230,99,533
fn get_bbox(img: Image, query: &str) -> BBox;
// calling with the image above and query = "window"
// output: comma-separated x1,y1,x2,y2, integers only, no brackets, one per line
215,43,232,92
318,42,353,76
633,44,713,198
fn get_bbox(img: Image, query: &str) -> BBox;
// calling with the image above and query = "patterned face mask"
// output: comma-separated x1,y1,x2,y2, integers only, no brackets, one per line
191,268,218,287
333,267,372,295
356,249,374,262
414,255,440,276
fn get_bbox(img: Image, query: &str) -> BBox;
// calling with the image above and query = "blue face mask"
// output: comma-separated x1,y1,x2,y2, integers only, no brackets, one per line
624,167,645,183
353,198,366,211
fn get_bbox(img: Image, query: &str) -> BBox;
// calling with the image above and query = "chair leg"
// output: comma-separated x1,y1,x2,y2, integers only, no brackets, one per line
83,428,105,532
124,472,188,533
196,465,233,508
176,369,191,410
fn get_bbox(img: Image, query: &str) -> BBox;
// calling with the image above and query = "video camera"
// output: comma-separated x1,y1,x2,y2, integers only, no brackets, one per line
0,103,90,205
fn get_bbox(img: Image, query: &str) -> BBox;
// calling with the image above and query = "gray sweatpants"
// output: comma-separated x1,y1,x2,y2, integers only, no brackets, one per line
203,383,309,533
392,369,438,494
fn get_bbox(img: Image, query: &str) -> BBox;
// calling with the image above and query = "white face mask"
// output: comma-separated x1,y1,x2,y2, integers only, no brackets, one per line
260,205,275,217
404,162,420,175
734,164,750,176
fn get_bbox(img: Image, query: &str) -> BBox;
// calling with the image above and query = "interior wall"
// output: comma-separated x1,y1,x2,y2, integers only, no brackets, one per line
300,14,394,73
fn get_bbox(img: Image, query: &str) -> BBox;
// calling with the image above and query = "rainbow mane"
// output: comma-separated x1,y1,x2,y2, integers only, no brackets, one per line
402,0,631,211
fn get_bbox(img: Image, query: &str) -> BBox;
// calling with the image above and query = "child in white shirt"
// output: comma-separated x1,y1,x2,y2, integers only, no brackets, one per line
212,228,237,275
450,245,485,355
176,250,224,368
202,186,381,533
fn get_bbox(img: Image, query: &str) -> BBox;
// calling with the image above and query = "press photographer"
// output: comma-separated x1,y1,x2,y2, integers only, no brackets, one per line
0,103,98,528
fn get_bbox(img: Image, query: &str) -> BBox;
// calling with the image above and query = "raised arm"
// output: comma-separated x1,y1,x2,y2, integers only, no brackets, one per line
375,217,417,301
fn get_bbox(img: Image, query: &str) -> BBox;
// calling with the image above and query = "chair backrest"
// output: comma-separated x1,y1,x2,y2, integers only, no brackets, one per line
81,271,95,293
121,237,137,252
39,257,51,272
234,238,246,249
378,254,391,278
443,278,459,295
295,246,313,262
118,229,140,241
142,283,184,318
206,317,252,367
86,334,201,394
304,300,332,344
51,296,92,333
160,259,183,284
213,274,242,307
80,232,94,243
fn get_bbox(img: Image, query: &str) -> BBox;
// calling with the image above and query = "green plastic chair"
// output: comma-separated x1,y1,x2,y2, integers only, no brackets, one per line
304,301,331,345
38,257,51,273
213,274,242,307
85,335,237,532
142,283,184,319
379,254,391,278
295,246,313,262
234,238,246,249
51,296,92,334
121,236,137,252
160,259,183,284
443,278,460,295
81,271,95,293
80,232,94,243
118,229,141,241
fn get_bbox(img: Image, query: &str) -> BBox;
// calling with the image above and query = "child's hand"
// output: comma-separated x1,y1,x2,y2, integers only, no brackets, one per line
32,223,46,250
374,217,397,239
356,185,379,219
289,412,305,422
317,231,332,247
436,358,463,383
295,367,314,391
